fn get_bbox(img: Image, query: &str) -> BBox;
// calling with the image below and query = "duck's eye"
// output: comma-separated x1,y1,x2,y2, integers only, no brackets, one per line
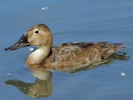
35,30,39,34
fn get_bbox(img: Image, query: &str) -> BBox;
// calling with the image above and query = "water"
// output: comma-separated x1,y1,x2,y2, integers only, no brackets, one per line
0,0,133,100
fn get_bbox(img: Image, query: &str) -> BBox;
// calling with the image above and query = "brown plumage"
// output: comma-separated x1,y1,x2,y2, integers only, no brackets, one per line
44,42,124,69
5,24,124,70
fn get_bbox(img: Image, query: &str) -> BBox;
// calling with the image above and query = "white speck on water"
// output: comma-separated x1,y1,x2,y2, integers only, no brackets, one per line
29,48,34,51
121,72,126,77
6,72,13,76
41,7,48,10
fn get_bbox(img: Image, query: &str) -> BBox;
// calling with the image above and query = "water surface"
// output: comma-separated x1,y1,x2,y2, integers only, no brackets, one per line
0,0,133,100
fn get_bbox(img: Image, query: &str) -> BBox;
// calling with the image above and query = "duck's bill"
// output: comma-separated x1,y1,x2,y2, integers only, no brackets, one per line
5,34,29,51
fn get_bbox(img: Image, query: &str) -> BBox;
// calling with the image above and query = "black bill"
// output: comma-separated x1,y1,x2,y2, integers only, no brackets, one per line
5,33,29,51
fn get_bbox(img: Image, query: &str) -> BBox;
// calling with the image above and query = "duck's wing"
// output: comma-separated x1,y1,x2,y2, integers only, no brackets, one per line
49,42,94,61
50,42,124,59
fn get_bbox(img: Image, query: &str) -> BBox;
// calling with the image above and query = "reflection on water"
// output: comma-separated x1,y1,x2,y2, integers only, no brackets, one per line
5,52,129,99
6,70,52,99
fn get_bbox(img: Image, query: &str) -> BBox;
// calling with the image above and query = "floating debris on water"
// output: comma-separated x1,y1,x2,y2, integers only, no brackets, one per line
121,72,126,77
41,7,48,10
6,72,13,76
29,48,34,51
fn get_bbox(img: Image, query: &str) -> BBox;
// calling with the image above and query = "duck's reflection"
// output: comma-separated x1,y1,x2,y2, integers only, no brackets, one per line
5,52,129,99
5,69,52,98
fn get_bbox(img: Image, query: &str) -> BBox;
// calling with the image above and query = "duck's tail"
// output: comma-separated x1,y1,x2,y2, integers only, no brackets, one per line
110,43,125,50
97,42,125,50
97,42,125,59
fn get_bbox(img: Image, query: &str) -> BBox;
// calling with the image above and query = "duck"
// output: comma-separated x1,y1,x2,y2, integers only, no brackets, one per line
5,24,124,69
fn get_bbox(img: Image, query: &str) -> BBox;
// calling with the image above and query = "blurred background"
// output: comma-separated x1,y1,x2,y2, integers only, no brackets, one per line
0,0,133,100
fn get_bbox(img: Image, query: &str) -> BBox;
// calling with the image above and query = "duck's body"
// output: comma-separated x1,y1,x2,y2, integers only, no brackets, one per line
5,24,124,69
43,42,122,69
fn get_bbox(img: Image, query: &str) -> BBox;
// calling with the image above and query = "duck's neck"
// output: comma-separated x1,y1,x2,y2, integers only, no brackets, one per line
26,46,51,65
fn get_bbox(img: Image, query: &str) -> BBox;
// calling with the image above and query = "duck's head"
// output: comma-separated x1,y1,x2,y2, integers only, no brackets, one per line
5,24,53,51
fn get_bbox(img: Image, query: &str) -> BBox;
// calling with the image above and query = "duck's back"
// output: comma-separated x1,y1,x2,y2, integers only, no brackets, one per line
44,42,123,69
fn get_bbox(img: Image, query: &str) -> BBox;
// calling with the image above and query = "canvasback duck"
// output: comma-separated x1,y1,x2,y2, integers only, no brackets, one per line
5,24,124,69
